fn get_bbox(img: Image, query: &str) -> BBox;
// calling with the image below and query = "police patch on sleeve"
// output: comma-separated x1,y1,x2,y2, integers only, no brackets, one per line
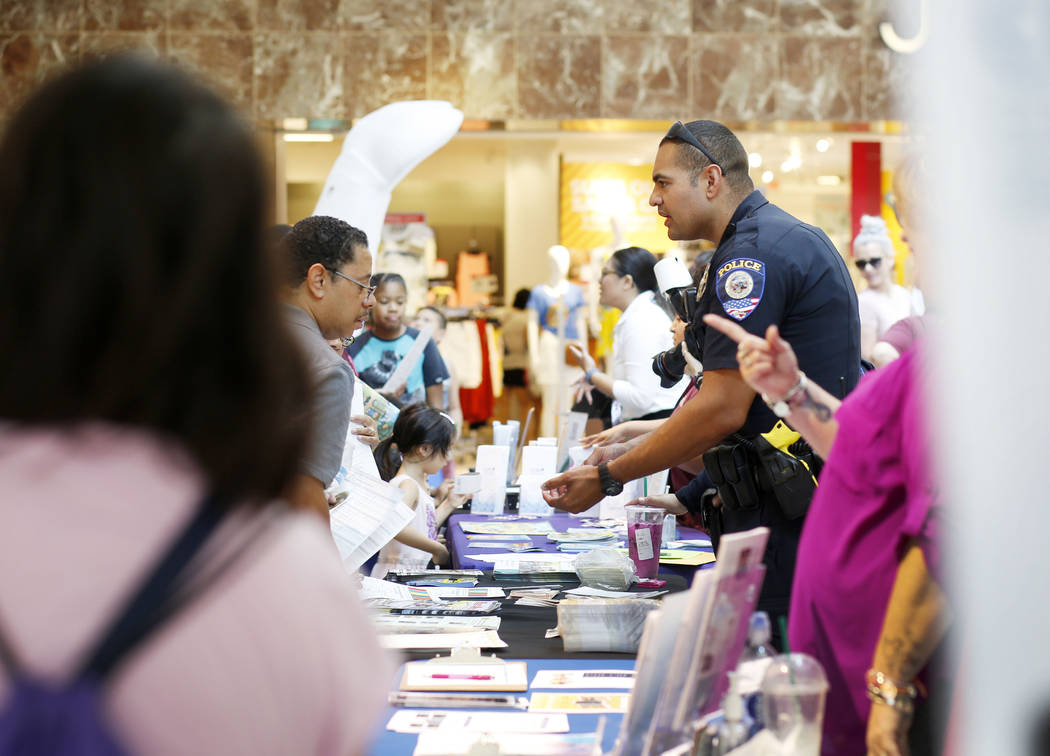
715,257,765,321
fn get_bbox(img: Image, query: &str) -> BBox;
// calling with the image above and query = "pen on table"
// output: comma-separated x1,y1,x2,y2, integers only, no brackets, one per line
429,673,494,680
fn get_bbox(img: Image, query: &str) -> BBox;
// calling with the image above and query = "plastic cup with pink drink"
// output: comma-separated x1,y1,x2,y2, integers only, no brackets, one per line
624,505,664,579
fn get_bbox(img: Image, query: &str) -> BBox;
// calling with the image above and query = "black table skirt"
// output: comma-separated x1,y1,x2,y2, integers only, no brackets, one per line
397,570,689,661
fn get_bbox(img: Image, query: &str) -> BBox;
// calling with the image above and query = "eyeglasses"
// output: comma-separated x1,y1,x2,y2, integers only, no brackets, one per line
854,257,883,271
328,268,376,297
665,121,724,174
599,267,621,278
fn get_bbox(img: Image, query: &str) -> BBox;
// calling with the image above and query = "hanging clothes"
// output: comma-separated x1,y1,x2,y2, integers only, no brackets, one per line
459,319,494,425
455,249,491,307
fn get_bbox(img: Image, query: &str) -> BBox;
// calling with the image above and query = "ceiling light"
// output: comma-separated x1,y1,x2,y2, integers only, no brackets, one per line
780,152,802,173
283,133,334,142
761,170,774,184
816,138,830,153
748,152,763,168
816,175,842,186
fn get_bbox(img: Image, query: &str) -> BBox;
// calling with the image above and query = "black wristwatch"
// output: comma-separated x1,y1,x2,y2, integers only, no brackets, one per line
597,462,624,496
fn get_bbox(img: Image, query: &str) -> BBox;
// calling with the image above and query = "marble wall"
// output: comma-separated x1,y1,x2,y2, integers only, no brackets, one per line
0,0,911,123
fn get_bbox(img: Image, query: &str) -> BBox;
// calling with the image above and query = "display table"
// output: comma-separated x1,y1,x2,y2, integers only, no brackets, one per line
393,569,688,661
447,512,715,579
367,657,635,756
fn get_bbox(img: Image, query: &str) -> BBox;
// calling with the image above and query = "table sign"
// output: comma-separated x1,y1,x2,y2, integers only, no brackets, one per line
472,445,509,515
519,444,558,516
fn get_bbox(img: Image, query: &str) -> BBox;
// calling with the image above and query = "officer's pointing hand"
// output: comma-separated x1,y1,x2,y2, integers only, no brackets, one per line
703,314,801,400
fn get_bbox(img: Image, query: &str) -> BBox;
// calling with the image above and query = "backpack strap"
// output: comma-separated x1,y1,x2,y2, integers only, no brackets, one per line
76,495,226,681
0,609,20,677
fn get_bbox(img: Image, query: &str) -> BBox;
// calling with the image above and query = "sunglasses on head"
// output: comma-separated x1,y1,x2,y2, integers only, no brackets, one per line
664,121,724,174
855,257,883,271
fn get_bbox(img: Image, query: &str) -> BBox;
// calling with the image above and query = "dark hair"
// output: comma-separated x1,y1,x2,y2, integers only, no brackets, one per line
268,223,292,244
609,246,659,294
417,305,447,329
371,271,407,292
374,403,455,481
512,288,531,309
282,215,368,287
661,120,753,193
0,54,310,504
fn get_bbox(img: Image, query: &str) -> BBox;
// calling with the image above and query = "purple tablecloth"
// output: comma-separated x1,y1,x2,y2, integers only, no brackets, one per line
447,512,714,579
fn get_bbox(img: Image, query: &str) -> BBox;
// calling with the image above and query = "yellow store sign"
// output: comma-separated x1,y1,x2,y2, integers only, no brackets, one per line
560,162,671,254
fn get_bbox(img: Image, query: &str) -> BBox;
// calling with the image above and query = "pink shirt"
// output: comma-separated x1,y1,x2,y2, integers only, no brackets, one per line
789,348,938,755
0,424,393,755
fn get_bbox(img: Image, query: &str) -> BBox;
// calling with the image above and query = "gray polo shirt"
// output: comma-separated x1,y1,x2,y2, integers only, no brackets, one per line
283,303,355,486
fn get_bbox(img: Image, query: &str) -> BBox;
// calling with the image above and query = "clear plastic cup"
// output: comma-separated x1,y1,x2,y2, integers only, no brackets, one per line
624,505,664,579
760,653,829,756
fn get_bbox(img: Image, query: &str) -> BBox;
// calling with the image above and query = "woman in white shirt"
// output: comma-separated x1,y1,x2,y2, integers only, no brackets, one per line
571,247,687,423
854,214,922,361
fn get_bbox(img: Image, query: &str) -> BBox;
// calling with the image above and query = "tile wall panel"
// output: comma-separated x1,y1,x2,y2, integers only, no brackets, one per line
0,0,911,123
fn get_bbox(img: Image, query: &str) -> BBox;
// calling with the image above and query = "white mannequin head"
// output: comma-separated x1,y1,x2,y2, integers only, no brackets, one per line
546,244,570,287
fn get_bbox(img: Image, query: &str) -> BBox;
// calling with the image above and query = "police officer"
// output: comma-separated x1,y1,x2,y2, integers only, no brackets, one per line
543,119,860,625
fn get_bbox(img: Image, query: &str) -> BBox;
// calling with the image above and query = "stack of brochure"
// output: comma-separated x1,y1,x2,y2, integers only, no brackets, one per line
368,599,502,616
556,599,661,653
508,587,561,608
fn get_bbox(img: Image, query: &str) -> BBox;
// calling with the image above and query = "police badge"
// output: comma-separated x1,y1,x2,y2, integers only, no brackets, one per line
715,257,765,321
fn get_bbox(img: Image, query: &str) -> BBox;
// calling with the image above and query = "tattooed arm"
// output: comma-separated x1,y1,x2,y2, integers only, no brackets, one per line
770,374,841,458
703,314,842,457
866,542,952,756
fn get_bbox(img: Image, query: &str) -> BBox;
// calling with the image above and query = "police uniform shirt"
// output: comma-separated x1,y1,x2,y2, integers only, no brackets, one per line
693,190,861,437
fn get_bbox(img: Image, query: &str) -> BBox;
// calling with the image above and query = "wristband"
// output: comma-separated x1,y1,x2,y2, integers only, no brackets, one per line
865,669,918,715
585,368,598,384
761,371,807,419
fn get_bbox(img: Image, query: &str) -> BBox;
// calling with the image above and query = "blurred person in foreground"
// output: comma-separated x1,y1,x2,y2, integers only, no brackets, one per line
280,215,376,516
705,156,950,756
0,55,391,753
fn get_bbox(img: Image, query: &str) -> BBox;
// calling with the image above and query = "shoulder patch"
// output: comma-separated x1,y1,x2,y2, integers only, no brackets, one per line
715,257,765,321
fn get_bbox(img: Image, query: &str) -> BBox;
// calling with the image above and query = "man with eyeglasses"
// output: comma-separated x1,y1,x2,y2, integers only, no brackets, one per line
280,215,375,518
543,120,861,630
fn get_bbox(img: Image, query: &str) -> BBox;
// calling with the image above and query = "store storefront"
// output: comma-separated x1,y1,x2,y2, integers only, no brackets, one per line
276,120,914,303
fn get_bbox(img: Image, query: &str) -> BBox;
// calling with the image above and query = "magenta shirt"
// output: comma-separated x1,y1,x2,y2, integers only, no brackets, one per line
788,348,938,755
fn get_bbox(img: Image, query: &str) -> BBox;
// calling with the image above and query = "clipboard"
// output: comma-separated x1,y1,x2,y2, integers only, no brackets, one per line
400,647,528,692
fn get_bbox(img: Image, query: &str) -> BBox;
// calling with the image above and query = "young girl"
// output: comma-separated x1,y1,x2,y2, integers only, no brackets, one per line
349,273,449,409
372,404,464,575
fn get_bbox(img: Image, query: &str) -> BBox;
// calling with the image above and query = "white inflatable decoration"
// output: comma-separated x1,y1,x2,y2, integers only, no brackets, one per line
313,101,464,253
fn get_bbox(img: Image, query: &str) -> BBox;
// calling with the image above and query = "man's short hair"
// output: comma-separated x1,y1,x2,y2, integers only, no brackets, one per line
661,120,754,194
283,216,368,286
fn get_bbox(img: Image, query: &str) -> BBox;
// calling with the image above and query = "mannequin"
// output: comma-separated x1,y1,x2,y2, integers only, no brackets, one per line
526,245,586,437
313,101,464,254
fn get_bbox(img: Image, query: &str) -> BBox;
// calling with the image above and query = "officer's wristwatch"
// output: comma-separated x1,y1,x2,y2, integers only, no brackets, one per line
597,462,624,496
762,371,808,419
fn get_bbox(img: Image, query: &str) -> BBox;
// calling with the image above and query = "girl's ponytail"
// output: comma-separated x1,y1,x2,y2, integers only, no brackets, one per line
374,438,402,482
375,403,454,482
